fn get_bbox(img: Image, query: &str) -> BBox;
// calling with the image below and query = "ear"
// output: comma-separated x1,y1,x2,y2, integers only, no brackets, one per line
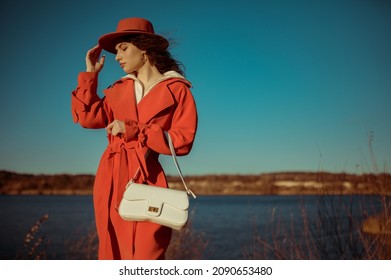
142,51,148,62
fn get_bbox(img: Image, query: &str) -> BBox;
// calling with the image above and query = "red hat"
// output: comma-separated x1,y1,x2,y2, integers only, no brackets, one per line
98,18,169,54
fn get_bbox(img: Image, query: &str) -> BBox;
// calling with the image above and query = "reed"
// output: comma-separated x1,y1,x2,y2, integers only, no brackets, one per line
17,214,49,260
243,133,390,260
65,223,98,260
61,211,208,259
14,135,389,260
166,211,209,260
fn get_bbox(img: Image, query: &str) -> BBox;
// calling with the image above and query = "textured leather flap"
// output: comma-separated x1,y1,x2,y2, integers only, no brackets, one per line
123,182,189,214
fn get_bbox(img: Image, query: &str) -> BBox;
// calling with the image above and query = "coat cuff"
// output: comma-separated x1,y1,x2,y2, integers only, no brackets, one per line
77,72,99,88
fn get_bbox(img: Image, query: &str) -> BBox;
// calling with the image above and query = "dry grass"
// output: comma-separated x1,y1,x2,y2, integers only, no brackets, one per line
65,223,98,260
16,214,50,259
17,191,389,260
166,212,209,260
14,134,390,260
61,217,208,260
242,133,391,260
242,191,390,259
15,213,207,260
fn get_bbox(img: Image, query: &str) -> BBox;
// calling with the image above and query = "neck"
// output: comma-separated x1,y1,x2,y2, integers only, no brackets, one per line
136,64,164,90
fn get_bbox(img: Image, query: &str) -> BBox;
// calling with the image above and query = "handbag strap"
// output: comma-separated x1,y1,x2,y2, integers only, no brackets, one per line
165,132,196,199
130,132,196,199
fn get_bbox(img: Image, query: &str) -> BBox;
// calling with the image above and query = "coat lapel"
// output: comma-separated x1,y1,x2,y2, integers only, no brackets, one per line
103,77,190,124
104,79,139,121
137,82,176,123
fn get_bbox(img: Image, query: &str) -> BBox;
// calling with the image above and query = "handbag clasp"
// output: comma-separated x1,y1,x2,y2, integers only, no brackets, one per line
148,206,159,213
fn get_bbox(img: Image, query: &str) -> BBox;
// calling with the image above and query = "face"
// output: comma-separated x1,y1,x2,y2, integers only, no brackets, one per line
115,42,145,74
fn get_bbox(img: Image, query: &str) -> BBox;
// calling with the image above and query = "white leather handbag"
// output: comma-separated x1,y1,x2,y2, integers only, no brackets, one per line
118,132,196,230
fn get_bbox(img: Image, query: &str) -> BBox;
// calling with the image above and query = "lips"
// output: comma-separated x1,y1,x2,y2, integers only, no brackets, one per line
120,63,125,68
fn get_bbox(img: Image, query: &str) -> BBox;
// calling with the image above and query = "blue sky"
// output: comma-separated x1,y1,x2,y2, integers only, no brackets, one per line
0,0,390,175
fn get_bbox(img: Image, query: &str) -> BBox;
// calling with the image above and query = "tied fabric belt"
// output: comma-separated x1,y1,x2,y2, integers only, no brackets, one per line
108,140,155,210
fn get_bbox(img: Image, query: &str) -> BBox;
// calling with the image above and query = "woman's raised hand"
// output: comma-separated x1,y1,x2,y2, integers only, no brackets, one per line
86,45,105,73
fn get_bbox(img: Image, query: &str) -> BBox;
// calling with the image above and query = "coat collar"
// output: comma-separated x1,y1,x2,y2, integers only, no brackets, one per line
104,71,191,123
122,70,191,98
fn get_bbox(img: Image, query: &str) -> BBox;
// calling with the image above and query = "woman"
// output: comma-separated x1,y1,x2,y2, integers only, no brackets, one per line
71,18,198,260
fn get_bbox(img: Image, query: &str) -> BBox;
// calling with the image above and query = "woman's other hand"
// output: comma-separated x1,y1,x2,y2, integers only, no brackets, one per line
86,45,105,73
106,120,125,137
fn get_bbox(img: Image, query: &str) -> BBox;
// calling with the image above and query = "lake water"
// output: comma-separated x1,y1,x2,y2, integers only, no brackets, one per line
0,195,385,260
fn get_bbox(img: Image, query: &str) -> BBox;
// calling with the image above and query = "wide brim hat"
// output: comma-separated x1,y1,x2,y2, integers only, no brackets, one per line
98,17,169,54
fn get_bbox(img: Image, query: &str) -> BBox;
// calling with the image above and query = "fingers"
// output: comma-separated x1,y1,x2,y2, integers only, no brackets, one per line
96,55,105,72
106,120,125,136
86,45,105,72
99,55,105,66
106,121,114,134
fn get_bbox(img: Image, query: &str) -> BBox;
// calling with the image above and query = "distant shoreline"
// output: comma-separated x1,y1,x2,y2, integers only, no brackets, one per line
1,170,390,196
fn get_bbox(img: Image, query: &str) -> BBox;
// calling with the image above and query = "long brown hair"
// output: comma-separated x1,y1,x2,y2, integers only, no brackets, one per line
124,34,185,75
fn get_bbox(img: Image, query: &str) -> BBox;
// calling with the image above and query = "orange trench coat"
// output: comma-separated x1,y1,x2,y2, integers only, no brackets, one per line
71,71,197,259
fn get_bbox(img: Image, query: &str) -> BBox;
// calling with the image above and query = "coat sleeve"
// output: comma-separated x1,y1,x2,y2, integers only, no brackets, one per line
71,72,109,129
124,81,198,156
